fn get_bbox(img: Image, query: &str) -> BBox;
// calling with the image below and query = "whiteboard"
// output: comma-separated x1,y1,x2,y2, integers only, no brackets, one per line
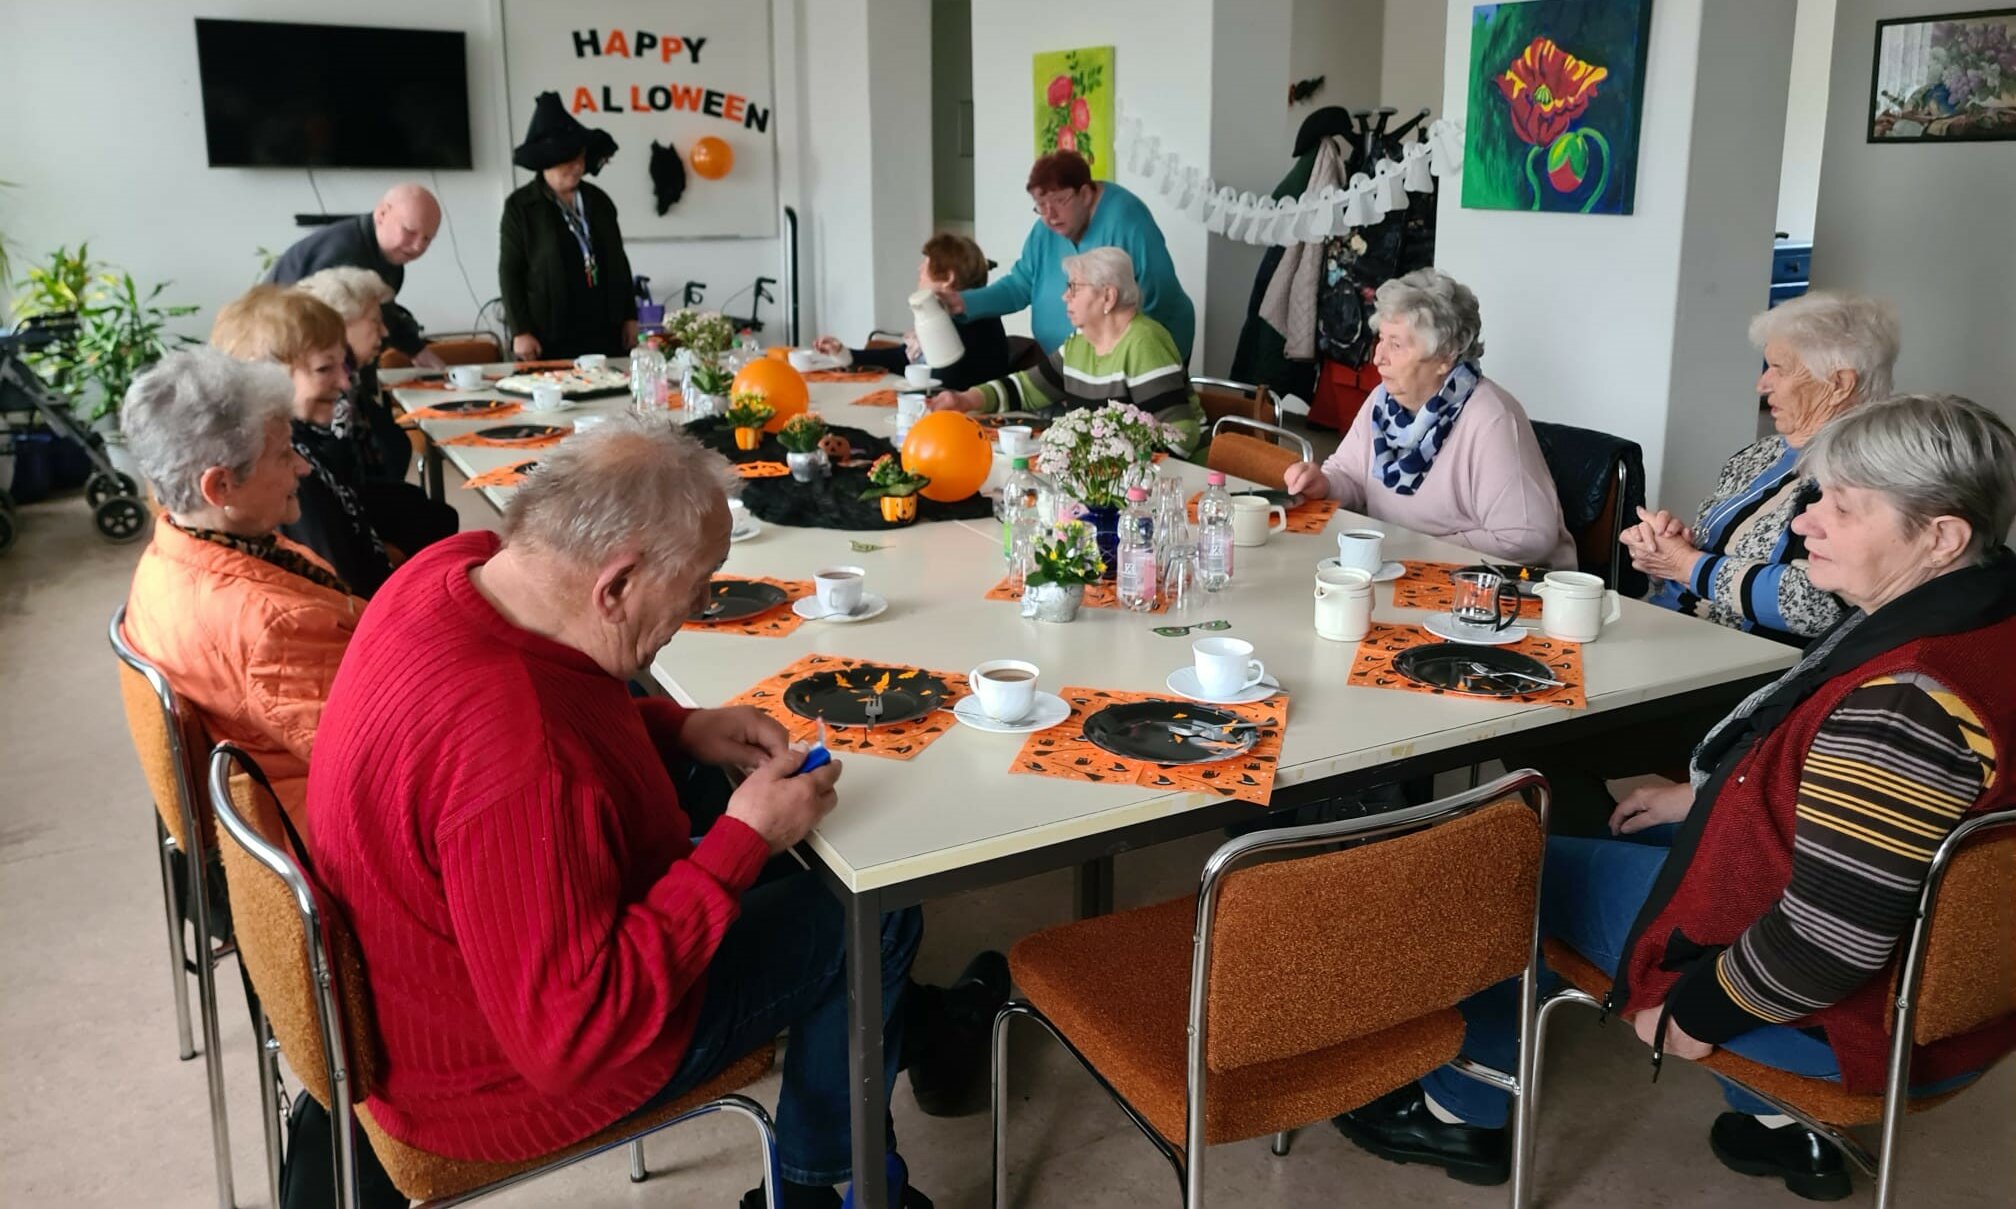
502,0,778,239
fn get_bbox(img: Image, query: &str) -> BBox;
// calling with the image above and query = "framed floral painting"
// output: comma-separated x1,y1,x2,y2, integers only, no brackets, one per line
1461,0,1655,215
1032,46,1114,178
1868,9,2016,143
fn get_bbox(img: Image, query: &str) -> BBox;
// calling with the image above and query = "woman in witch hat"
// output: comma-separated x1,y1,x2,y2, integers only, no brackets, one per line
500,92,639,360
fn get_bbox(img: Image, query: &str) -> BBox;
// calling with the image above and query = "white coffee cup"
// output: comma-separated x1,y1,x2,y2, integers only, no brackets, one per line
968,659,1040,722
897,392,929,421
1193,636,1266,697
904,363,937,388
1230,495,1288,547
529,383,566,412
1313,566,1374,642
1335,528,1385,574
789,349,820,373
448,364,485,391
574,353,608,371
814,565,867,614
995,425,1035,458
1535,570,1622,643
728,498,752,531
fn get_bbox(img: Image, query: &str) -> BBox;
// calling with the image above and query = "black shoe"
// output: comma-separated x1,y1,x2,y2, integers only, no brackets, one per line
1330,1081,1509,1186
904,951,1010,1117
1709,1113,1852,1202
739,1181,840,1209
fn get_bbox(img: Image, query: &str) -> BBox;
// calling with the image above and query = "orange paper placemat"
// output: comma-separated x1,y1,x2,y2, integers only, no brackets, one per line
464,459,538,490
685,577,815,638
399,400,523,424
1186,492,1340,535
1390,560,1543,620
851,389,901,407
1009,686,1289,806
719,653,970,760
984,576,1171,614
806,369,890,384
442,425,572,450
732,460,792,479
1346,622,1585,709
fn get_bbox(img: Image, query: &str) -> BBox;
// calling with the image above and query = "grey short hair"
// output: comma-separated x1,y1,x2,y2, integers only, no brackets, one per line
501,414,740,572
1748,292,1900,405
1062,247,1141,311
120,348,293,513
1373,268,1485,364
293,267,393,323
1800,393,2016,564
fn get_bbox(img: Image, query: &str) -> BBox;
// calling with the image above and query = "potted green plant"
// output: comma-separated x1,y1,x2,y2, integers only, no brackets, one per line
723,391,775,449
777,413,831,481
1020,521,1105,621
665,307,737,416
859,453,931,523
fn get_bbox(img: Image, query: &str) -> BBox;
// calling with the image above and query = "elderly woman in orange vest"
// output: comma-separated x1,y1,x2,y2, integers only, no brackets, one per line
121,348,364,823
1334,394,2016,1202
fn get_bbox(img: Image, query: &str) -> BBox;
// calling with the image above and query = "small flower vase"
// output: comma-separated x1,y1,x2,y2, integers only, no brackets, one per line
1021,581,1085,622
734,426,764,451
880,494,919,524
787,448,830,482
1082,503,1121,582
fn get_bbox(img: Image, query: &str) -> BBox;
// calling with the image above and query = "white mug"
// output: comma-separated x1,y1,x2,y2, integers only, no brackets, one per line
968,659,1040,722
573,353,608,371
1193,636,1266,697
448,364,485,390
1230,496,1288,547
728,498,752,531
788,349,820,373
814,565,867,614
904,363,937,388
897,392,929,421
1535,571,1622,643
1335,528,1384,574
1313,566,1374,642
529,383,566,412
995,425,1035,458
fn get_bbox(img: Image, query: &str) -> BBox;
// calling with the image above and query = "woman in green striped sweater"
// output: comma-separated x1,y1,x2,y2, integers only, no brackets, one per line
926,247,1206,459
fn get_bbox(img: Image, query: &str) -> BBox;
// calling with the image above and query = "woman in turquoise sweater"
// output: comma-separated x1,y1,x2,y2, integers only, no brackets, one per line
928,247,1206,459
940,150,1196,366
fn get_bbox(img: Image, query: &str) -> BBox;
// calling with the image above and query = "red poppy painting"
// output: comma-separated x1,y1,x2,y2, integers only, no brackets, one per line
1033,46,1114,177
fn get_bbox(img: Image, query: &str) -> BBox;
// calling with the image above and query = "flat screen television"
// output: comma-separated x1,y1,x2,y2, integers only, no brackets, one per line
194,18,473,170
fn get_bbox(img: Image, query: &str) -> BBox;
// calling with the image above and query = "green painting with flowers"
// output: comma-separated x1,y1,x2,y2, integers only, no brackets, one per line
1033,46,1114,178
1461,0,1655,215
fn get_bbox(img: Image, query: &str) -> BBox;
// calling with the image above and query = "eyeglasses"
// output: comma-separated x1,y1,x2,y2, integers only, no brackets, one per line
1062,282,1090,297
1152,619,1232,637
1030,191,1080,217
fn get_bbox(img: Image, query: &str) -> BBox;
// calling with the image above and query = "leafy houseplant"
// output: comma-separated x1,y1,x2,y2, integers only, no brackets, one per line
723,391,775,450
777,413,831,481
1021,521,1105,622
13,242,198,425
664,307,736,356
859,453,931,523
1035,402,1171,509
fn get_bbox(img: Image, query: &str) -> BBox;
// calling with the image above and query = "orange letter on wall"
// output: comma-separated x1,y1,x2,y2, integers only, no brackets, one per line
605,30,630,58
724,95,746,124
661,36,685,63
571,86,597,113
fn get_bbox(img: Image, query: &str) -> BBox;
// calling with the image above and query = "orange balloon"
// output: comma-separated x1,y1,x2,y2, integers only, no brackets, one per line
765,346,794,362
690,137,734,180
731,358,809,431
901,411,991,503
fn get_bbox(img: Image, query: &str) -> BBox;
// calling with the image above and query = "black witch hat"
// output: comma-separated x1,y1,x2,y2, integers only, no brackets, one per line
513,91,619,174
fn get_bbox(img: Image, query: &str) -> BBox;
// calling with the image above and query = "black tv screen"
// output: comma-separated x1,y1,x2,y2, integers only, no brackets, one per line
195,19,473,170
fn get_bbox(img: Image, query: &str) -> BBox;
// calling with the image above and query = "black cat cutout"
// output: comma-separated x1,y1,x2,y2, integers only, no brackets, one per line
651,140,688,214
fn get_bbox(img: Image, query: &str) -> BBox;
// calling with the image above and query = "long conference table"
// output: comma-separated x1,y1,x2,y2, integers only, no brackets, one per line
388,363,1797,1205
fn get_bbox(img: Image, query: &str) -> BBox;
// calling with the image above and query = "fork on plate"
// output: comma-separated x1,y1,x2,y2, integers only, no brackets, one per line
864,693,884,731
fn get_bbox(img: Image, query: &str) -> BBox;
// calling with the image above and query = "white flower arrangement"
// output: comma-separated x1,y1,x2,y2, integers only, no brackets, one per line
1035,402,1175,509
663,308,737,356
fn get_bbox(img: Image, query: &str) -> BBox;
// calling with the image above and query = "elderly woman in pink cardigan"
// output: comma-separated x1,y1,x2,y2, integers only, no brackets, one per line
1285,269,1575,568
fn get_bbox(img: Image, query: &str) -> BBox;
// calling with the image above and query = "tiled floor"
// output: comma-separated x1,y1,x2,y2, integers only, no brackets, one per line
3,449,2010,1207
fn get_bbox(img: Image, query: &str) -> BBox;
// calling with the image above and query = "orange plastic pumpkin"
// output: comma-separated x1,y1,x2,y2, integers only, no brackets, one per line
690,137,735,180
731,359,809,432
900,410,991,503
880,495,918,523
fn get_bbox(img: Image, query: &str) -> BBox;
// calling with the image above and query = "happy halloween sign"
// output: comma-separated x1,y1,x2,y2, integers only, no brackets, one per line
565,28,771,132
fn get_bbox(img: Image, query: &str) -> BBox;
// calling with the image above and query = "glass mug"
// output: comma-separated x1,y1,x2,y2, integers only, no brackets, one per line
1449,568,1522,632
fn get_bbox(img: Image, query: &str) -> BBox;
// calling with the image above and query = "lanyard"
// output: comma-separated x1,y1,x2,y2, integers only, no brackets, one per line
554,190,598,287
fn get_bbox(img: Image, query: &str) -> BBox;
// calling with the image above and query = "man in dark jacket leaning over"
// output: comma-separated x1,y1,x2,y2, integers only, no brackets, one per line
269,183,444,367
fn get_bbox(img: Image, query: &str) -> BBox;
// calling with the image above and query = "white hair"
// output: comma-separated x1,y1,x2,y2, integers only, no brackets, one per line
293,267,393,323
1748,292,1900,405
1373,268,1485,364
1801,393,2016,564
120,348,293,513
1062,247,1142,311
501,414,740,572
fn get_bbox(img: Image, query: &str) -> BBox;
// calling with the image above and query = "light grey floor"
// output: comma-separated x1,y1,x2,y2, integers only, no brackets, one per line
3,459,2011,1208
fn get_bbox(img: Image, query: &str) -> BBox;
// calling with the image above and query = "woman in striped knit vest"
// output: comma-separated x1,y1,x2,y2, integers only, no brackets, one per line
1334,394,2016,1201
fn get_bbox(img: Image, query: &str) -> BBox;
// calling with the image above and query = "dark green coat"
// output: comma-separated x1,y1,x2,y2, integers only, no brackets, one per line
499,180,636,358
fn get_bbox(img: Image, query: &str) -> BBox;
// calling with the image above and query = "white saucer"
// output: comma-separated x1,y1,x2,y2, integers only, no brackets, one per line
901,377,941,391
1165,666,1281,705
791,593,889,623
729,520,763,543
1422,614,1529,646
1318,558,1406,583
951,691,1070,733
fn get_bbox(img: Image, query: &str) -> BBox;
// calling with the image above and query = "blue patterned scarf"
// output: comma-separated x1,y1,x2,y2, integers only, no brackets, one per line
1369,361,1481,495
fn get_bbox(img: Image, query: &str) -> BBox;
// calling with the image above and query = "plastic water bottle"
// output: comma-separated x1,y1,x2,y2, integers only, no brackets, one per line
997,457,1042,578
1196,471,1236,590
629,341,669,414
1116,486,1159,612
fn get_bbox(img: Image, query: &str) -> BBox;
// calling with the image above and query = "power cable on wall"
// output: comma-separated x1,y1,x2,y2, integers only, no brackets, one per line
430,169,488,329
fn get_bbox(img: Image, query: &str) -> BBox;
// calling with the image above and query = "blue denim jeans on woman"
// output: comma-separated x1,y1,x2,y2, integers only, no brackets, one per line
1418,828,1976,1128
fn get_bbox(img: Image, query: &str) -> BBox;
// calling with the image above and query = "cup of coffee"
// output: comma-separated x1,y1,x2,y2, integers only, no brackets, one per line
897,392,929,421
1313,566,1374,642
995,425,1035,458
728,498,752,532
529,383,566,412
448,364,485,391
1335,529,1384,575
1535,570,1622,643
1450,567,1522,632
788,349,820,373
814,565,866,615
1193,636,1266,697
1230,496,1288,547
574,353,608,371
904,363,937,389
968,659,1039,722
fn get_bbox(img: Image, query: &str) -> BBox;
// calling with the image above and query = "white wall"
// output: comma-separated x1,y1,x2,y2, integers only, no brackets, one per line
932,0,976,225
1289,0,1387,146
1812,0,2016,423
1206,0,1294,374
1777,0,1838,241
1381,0,1449,118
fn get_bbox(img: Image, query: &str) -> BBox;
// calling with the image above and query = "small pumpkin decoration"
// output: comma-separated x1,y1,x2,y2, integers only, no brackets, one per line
880,495,919,523
819,433,853,464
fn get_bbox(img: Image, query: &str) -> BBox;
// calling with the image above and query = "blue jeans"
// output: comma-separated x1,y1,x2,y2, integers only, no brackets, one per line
1418,829,1975,1128
633,862,922,1186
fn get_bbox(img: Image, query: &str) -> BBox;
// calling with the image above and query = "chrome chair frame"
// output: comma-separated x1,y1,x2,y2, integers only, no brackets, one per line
205,744,783,1209
992,770,1553,1208
1525,808,2016,1209
110,607,275,1209
1207,414,1314,463
1190,376,1282,428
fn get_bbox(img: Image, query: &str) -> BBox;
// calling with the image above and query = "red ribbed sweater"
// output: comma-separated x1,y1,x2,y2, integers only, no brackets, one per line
305,532,770,1162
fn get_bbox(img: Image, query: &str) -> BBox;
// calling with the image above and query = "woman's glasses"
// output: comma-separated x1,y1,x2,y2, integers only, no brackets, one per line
1151,619,1231,637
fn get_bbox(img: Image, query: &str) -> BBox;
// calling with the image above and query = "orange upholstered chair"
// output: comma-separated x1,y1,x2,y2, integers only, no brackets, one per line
992,771,1554,1208
379,333,504,371
1205,416,1314,493
1190,377,1278,429
1530,813,2016,1209
206,744,782,1208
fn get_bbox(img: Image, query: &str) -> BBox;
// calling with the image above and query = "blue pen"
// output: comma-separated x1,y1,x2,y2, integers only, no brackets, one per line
796,717,832,775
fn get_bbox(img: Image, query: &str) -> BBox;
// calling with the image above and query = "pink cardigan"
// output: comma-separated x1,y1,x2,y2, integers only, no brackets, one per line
1318,376,1577,568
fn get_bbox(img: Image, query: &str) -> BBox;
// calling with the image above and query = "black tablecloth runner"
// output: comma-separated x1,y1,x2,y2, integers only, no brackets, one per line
688,417,995,529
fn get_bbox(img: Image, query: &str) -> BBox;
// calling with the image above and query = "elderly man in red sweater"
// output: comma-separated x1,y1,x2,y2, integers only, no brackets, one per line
303,416,933,1209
